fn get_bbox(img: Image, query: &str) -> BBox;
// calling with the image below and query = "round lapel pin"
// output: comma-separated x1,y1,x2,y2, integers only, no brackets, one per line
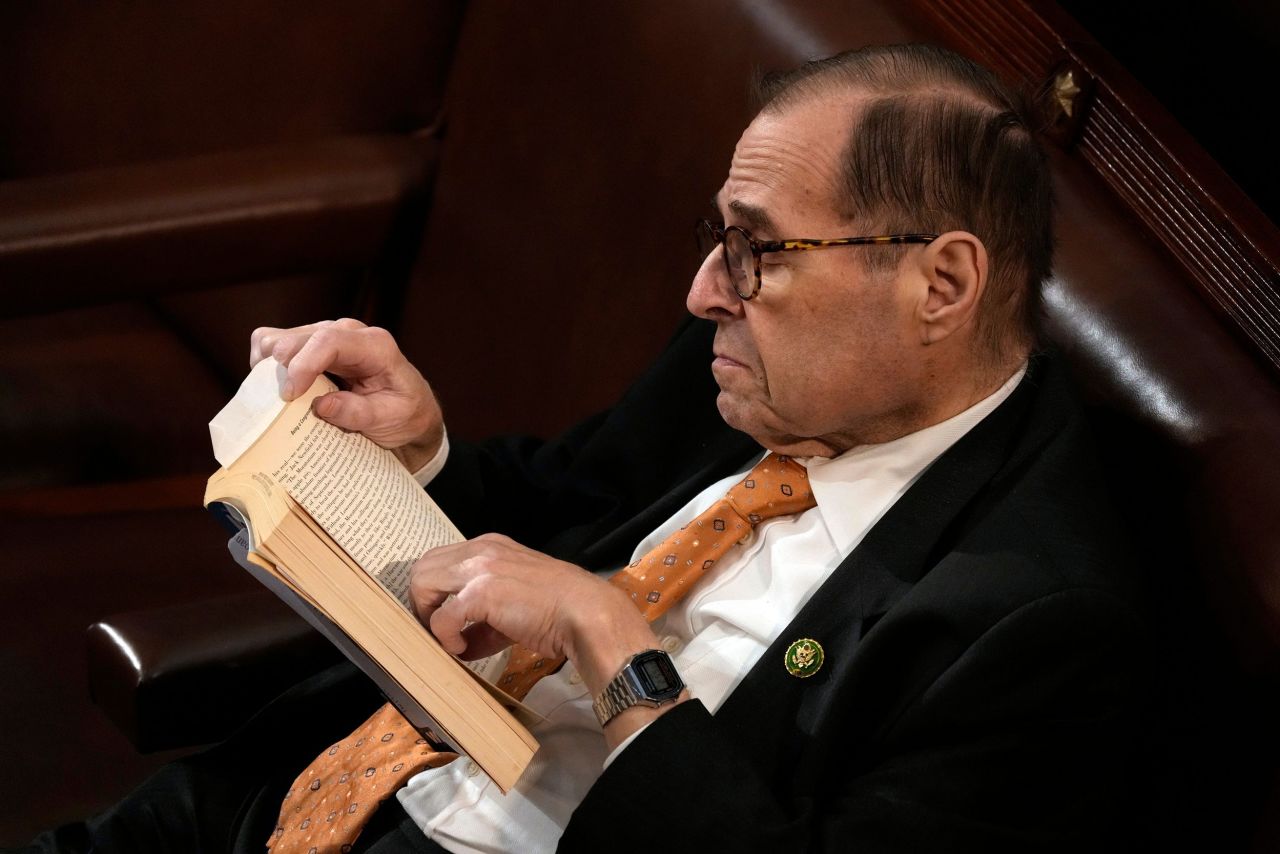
784,638,824,678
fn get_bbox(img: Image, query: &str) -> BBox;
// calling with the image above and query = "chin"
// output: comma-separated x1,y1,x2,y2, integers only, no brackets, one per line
715,394,758,434
716,394,838,456
716,394,781,447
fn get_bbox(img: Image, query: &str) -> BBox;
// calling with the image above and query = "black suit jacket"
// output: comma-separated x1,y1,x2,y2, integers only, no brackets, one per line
428,319,1145,853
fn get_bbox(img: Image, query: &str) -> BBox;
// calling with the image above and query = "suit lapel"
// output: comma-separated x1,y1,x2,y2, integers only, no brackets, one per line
711,359,1053,779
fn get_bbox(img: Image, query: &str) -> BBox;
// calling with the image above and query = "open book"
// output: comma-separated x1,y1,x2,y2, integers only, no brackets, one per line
203,358,538,792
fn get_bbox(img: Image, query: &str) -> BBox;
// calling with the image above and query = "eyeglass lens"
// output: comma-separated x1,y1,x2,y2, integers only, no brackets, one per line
722,228,754,298
696,221,757,299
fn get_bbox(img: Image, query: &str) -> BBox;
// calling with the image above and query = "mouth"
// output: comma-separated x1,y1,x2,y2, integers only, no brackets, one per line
713,352,748,370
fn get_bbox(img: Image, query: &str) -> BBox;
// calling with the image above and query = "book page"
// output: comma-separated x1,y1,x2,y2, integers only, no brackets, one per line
270,409,460,604
222,363,462,607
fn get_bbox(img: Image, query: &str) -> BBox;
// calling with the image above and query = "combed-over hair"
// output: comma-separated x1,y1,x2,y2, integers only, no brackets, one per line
755,44,1053,361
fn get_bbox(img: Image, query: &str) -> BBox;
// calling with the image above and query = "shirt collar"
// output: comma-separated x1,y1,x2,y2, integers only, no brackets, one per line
791,363,1028,556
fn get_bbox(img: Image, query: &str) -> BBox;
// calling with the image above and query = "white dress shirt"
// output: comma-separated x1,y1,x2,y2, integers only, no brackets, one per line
400,366,1025,853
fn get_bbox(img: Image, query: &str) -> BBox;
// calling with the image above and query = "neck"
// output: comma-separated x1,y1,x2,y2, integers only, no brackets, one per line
768,351,1027,458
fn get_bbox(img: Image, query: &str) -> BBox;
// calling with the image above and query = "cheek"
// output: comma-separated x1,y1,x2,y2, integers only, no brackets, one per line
761,300,896,422
754,315,837,412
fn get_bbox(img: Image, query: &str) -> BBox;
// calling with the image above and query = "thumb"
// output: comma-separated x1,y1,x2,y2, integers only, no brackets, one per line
311,390,376,433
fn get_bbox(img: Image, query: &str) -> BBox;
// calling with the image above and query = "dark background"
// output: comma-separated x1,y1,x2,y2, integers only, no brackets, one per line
1060,0,1277,223
0,0,1275,846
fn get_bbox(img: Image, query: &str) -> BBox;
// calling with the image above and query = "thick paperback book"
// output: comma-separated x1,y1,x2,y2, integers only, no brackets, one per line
204,358,538,792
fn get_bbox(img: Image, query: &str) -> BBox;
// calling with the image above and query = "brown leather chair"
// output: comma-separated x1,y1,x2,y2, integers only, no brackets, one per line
0,2,464,841
0,0,466,492
8,0,1279,847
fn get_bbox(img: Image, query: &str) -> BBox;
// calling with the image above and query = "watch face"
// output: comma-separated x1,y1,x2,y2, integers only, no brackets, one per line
632,650,684,701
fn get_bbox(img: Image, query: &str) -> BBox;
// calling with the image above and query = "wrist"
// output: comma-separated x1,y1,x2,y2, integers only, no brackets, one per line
592,649,688,750
600,690,689,751
393,423,445,473
567,588,659,698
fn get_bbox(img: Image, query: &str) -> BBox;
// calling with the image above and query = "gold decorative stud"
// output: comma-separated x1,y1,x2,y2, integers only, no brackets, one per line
1054,69,1082,119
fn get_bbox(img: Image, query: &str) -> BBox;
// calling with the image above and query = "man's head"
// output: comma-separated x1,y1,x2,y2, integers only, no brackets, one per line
688,43,1053,456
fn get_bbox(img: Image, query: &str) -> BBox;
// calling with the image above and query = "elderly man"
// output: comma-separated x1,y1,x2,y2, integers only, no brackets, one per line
25,43,1141,854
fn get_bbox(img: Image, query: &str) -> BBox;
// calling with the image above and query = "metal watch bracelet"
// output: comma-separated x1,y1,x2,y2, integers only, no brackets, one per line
592,671,643,726
591,649,684,727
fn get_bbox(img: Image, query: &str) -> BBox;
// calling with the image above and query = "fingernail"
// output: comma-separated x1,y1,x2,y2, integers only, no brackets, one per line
281,379,295,400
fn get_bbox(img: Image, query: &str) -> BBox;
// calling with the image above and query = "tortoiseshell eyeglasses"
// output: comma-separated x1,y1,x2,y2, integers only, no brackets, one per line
696,218,939,300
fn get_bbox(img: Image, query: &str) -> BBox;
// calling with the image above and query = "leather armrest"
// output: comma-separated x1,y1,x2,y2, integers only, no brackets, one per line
0,133,439,318
87,590,341,753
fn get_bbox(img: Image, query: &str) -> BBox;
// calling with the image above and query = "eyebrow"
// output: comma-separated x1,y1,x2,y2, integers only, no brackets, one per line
728,199,776,236
710,194,778,237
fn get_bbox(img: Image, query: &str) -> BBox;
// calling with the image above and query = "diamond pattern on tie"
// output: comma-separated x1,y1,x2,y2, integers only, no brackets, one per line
267,703,456,853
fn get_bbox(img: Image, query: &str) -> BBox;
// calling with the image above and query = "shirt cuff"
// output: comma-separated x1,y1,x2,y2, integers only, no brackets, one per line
409,429,450,487
602,723,652,770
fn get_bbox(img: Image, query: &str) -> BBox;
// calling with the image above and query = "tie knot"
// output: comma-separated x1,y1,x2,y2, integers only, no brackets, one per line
725,455,816,523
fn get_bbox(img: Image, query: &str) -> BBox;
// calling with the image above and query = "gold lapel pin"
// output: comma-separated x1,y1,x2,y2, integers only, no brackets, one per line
784,638,824,678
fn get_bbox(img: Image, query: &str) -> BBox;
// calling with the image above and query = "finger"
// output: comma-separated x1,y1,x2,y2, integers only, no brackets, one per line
408,542,481,626
280,325,384,401
408,578,449,629
408,537,526,626
458,623,516,662
249,326,284,367
310,389,377,433
251,321,340,368
429,593,479,656
426,535,523,572
280,317,366,364
271,318,355,367
269,325,327,365
413,539,488,577
266,317,371,368
310,389,413,446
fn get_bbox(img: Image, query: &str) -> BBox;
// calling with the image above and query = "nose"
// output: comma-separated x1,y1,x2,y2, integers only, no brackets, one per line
687,247,744,320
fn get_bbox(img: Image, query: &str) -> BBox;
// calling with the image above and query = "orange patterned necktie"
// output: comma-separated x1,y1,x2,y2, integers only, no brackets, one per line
499,453,815,699
269,454,814,853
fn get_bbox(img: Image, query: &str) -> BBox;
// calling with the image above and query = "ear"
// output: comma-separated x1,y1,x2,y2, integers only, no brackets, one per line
914,231,988,345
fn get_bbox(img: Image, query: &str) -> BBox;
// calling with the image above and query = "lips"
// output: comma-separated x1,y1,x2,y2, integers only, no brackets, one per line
713,353,747,369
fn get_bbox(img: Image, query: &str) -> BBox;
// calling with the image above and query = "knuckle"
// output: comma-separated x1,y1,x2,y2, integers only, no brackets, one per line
362,325,398,354
407,573,430,601
309,326,335,346
464,574,498,601
468,551,498,573
334,317,365,329
473,532,511,549
250,327,277,356
296,332,334,364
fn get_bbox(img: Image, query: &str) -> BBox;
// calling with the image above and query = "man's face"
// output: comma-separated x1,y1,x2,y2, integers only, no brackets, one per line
688,96,932,456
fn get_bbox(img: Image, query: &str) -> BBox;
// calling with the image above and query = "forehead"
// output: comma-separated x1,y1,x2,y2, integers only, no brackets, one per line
717,96,862,235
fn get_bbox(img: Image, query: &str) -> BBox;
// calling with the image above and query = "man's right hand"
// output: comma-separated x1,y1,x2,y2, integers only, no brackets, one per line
249,319,445,473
